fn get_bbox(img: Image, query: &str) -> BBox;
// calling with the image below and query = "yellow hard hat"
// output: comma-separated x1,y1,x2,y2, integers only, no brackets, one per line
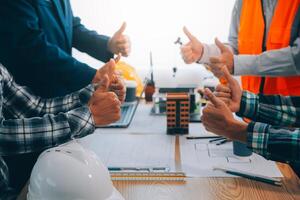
115,61,144,96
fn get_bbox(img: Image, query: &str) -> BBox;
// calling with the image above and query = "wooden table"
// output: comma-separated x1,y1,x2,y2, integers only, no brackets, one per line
18,102,300,200
17,158,300,200
112,139,300,200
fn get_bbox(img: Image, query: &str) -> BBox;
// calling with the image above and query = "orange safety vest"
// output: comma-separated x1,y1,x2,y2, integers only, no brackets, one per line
239,0,300,95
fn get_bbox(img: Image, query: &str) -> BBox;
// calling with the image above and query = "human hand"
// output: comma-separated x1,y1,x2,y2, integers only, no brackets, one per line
180,27,203,64
201,88,247,142
92,59,116,84
108,22,131,57
214,66,242,112
89,75,121,125
209,38,234,74
92,55,125,102
109,73,126,103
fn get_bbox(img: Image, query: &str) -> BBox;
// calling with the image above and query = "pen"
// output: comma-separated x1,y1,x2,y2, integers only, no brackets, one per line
209,137,226,143
216,139,228,146
186,136,222,140
214,166,282,186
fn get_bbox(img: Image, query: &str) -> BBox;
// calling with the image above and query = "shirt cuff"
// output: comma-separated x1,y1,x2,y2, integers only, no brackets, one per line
197,43,213,64
247,122,270,159
96,35,114,62
78,84,95,105
67,106,95,138
198,43,234,64
236,91,258,119
234,55,259,76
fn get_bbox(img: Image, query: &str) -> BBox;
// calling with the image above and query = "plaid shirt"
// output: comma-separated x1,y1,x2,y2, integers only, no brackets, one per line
237,91,300,164
0,64,95,199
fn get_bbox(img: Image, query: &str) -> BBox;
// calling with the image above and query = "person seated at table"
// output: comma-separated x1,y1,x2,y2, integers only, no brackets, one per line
0,59,125,199
201,65,300,166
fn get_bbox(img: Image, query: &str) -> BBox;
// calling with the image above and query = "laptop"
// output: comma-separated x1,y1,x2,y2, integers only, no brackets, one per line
97,78,148,128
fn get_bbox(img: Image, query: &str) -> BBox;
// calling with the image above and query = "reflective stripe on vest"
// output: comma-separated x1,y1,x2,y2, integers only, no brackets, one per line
238,0,300,95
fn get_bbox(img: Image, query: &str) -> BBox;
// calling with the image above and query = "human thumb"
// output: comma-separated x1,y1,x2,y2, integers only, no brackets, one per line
183,26,196,42
204,88,223,108
106,59,116,78
97,74,110,92
115,22,127,36
215,38,228,53
221,65,235,85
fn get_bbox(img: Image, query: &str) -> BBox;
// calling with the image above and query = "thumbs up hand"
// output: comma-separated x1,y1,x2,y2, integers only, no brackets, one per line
92,59,116,84
92,58,126,103
89,74,121,126
202,87,234,135
108,22,131,57
109,73,126,103
214,66,242,112
180,26,204,64
209,38,234,74
201,88,247,140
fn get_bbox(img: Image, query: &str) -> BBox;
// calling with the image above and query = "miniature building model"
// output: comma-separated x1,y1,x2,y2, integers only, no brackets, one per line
166,93,190,135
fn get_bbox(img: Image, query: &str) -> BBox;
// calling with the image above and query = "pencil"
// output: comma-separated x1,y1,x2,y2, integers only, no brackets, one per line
214,167,282,186
209,137,226,143
216,139,228,145
186,136,222,140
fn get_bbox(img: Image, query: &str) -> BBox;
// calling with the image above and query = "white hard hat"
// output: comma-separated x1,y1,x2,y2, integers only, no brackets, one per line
27,141,124,200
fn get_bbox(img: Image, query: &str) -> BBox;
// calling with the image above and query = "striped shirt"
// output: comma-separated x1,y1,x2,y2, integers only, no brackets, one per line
0,64,95,199
237,91,300,163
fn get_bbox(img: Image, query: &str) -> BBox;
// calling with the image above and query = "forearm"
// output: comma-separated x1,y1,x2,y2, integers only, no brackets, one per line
197,43,235,64
0,1,96,92
72,17,113,62
2,66,95,118
234,45,300,76
226,119,248,143
237,91,300,127
198,0,240,64
228,0,300,77
247,122,300,163
227,120,300,163
0,106,95,156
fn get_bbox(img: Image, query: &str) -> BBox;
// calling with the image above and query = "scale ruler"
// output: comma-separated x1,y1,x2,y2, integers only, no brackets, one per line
110,172,186,182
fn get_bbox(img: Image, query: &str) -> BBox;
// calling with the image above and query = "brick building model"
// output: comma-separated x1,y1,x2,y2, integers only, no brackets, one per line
166,93,190,135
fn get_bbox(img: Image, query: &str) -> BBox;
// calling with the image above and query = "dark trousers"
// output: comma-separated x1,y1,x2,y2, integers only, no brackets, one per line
3,151,42,193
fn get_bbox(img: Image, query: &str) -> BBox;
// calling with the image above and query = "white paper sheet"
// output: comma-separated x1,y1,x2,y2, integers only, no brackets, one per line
180,137,283,178
79,134,176,170
189,123,218,138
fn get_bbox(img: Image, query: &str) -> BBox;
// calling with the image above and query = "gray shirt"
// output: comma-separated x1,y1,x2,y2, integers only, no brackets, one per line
199,0,300,77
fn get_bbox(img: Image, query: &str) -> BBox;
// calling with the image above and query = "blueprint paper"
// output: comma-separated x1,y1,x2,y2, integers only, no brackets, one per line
180,137,283,178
